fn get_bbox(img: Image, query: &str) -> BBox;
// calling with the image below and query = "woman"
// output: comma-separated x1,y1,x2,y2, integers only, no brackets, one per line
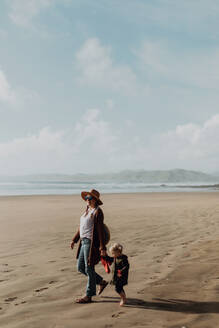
71,189,108,303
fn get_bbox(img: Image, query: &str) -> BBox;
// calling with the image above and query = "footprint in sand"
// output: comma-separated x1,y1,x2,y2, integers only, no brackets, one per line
112,311,124,318
49,280,56,284
2,264,9,266
15,301,27,306
2,269,13,273
60,268,70,272
5,297,18,303
48,260,56,263
35,287,48,292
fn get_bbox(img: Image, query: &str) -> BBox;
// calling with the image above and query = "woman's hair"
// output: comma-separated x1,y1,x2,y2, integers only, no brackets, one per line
109,243,123,254
85,201,98,215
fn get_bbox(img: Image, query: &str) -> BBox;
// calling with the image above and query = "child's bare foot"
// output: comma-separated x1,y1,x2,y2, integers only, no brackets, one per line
119,296,126,306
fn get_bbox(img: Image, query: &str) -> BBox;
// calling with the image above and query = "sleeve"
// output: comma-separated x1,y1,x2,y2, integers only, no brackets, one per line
72,228,80,243
121,256,130,272
96,208,106,251
103,255,114,265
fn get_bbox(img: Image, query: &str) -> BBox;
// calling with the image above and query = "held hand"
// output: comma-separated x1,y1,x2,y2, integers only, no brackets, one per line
100,249,107,257
117,270,122,278
70,241,75,250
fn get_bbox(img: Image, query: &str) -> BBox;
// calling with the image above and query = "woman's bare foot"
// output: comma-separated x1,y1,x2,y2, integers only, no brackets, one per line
75,295,92,303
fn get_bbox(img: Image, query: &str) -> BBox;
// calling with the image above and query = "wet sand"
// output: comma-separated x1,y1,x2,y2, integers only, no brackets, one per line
1,192,219,328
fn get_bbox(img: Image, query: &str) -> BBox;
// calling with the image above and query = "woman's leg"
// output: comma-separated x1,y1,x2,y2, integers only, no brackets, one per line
77,239,106,298
77,243,86,275
82,239,98,297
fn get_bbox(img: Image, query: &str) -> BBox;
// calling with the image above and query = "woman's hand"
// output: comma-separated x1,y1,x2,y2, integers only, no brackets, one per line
70,241,75,249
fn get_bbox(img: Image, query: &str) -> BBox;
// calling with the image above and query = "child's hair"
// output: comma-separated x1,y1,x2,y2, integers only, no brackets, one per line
109,243,123,254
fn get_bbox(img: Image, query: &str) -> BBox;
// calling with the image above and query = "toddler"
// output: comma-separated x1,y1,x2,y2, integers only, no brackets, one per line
103,243,129,306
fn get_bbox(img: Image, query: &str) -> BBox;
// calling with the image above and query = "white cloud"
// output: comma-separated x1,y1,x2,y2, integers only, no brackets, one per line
0,109,118,175
73,109,118,155
1,109,219,175
163,114,219,161
0,127,70,174
8,0,53,27
0,29,7,39
138,40,219,89
0,69,37,109
0,70,16,104
75,38,137,94
141,114,219,171
105,99,114,110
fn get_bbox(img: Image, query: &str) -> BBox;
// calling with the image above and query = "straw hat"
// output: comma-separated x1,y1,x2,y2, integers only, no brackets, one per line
81,189,103,205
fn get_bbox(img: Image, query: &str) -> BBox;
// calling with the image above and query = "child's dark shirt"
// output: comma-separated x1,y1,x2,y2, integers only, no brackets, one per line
104,254,129,286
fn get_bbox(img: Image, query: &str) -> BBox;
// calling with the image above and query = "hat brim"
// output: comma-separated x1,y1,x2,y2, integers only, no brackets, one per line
81,191,103,205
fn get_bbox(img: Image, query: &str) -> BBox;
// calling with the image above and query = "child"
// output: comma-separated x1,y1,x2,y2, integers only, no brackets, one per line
102,243,129,306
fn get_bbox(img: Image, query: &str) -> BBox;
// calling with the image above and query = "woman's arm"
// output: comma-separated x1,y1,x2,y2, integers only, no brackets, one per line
72,228,80,243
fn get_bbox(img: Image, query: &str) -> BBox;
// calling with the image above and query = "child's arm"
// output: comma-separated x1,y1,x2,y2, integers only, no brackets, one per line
117,257,129,277
101,255,114,265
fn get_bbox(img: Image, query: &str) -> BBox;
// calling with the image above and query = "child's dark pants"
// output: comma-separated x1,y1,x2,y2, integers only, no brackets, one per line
115,282,125,294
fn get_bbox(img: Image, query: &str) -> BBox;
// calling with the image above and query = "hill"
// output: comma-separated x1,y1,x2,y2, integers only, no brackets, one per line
1,169,218,184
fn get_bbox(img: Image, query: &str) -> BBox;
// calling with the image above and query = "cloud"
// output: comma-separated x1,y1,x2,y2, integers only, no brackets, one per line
0,127,69,174
161,114,219,162
0,70,16,104
131,114,219,171
0,69,37,109
105,99,114,110
109,0,219,39
1,109,219,175
73,109,118,154
138,40,219,89
75,38,137,94
8,0,53,27
0,109,118,175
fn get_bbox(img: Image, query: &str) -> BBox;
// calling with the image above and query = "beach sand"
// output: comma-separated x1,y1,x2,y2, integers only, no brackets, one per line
1,192,219,328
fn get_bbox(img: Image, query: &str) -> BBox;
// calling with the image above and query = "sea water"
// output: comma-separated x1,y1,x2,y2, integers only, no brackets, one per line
0,180,218,196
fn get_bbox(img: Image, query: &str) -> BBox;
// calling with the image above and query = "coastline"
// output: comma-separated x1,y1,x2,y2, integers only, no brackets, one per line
1,192,219,327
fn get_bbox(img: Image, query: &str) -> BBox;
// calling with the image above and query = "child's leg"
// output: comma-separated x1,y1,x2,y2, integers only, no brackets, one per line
115,283,126,306
119,289,126,306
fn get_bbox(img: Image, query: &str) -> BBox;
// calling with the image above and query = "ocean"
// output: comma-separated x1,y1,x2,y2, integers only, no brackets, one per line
0,180,218,196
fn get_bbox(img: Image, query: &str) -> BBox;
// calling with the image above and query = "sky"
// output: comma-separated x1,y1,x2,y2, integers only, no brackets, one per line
0,0,219,175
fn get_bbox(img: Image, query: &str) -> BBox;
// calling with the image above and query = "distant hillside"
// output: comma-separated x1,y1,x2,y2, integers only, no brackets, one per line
0,169,218,184
108,169,217,183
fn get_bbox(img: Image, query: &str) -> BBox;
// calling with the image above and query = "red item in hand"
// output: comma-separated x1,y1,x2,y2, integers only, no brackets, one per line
101,257,111,274
117,269,122,277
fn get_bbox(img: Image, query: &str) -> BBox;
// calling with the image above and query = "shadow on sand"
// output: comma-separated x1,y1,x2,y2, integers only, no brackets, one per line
101,296,219,314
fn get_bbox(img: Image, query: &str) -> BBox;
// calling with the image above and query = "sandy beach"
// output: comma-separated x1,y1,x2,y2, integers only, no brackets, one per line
1,192,219,328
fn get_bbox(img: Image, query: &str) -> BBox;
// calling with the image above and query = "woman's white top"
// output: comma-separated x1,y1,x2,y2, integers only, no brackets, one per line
80,207,96,240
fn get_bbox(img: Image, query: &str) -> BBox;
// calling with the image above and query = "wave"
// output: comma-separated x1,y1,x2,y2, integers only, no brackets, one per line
0,180,218,196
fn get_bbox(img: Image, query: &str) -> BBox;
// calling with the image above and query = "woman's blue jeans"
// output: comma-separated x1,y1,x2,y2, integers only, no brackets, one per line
77,238,103,297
